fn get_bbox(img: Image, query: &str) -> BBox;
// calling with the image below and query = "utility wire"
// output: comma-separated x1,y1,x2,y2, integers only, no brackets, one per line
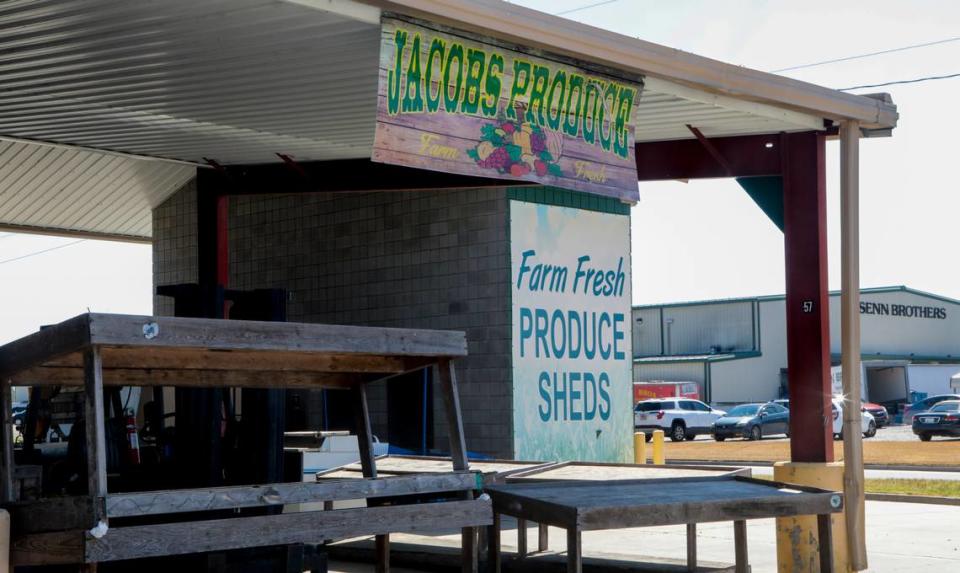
555,0,620,16
838,72,960,91
771,35,960,73
0,239,85,265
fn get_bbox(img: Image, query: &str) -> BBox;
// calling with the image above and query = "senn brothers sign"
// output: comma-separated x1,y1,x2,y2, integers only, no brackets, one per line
373,16,643,201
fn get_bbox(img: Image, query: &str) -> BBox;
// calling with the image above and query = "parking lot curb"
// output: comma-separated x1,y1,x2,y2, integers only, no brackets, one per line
865,493,960,506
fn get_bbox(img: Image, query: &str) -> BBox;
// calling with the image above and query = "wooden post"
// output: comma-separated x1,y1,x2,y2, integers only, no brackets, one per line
0,381,14,503
566,527,582,573
486,512,501,573
733,520,748,573
840,119,867,571
84,347,108,520
517,518,528,557
817,513,835,573
686,523,697,572
436,361,477,573
352,384,389,573
538,523,549,552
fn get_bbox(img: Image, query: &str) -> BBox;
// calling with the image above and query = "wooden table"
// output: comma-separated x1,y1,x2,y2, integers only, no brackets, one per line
485,476,843,573
0,313,491,572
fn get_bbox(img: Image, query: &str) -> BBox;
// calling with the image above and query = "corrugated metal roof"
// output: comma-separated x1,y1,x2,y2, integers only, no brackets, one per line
0,0,826,240
0,140,194,240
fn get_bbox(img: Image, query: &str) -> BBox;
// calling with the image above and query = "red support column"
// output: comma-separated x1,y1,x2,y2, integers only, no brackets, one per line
781,131,834,463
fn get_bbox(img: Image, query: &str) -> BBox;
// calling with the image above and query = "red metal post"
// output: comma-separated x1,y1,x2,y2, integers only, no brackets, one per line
781,131,834,463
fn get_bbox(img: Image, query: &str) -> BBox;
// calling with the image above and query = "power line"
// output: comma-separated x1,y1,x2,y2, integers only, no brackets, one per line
771,35,960,73
838,72,960,91
555,0,620,16
0,239,85,265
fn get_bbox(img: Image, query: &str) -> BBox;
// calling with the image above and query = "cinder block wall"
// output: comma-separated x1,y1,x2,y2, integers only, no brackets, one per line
152,184,515,458
152,179,198,316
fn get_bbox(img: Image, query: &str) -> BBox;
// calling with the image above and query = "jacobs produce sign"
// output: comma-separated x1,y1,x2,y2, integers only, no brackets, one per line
373,17,643,202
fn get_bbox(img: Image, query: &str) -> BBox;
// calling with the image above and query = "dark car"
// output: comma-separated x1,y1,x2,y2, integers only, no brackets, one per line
904,394,960,425
862,401,889,427
713,402,790,441
912,400,960,441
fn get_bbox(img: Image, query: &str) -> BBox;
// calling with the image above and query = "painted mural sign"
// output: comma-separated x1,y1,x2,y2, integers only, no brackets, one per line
373,16,643,202
510,199,632,462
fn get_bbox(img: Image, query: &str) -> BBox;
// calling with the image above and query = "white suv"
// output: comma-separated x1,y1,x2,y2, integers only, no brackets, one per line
832,398,877,439
634,398,727,442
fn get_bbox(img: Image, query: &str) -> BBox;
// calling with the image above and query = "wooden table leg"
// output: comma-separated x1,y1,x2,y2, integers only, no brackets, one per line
436,361,478,573
84,347,107,524
352,383,390,573
539,523,549,552
517,518,528,557
0,381,15,503
686,523,697,572
817,514,834,573
567,527,582,573
487,512,501,573
733,520,748,573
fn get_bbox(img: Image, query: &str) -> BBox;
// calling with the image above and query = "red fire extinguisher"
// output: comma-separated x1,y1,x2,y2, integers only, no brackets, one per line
125,409,141,465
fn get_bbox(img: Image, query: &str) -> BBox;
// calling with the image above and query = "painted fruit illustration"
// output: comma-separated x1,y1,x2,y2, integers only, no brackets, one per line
466,118,563,178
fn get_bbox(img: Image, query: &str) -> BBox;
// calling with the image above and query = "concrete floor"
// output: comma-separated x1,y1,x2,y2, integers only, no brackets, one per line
329,500,960,573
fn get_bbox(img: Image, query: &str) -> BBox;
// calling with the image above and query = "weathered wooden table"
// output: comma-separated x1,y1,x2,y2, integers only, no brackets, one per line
0,313,491,572
485,476,843,573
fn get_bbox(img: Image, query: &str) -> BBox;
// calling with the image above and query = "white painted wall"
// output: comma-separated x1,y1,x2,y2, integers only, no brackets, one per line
907,364,960,397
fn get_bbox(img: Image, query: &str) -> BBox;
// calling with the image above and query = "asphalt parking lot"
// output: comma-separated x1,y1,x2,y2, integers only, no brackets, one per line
689,423,959,443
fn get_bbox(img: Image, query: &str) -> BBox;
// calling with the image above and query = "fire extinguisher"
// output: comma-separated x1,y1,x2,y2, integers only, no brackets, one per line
125,409,141,465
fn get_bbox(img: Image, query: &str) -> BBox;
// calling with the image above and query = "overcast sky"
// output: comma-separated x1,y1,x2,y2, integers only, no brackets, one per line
1,0,958,343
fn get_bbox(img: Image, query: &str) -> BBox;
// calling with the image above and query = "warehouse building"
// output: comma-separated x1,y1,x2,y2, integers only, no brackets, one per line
633,286,960,410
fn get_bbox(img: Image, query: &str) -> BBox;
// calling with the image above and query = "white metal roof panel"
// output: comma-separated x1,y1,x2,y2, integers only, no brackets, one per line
0,140,194,240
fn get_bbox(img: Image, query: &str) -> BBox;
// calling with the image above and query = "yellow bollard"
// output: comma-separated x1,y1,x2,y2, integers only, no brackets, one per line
652,430,665,465
774,462,848,573
633,432,647,464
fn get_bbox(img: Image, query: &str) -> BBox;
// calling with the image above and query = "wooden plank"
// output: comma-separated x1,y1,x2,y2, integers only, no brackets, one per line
353,384,377,480
0,381,14,503
6,496,98,534
686,523,697,572
733,520,748,573
106,472,479,517
10,530,84,566
538,523,549,552
566,527,582,573
817,513,834,573
376,534,390,573
46,347,433,374
84,314,467,357
83,347,107,522
0,313,90,378
12,365,365,389
86,498,493,563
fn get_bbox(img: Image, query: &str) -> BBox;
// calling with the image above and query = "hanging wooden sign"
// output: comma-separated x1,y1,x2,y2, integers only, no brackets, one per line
373,16,643,201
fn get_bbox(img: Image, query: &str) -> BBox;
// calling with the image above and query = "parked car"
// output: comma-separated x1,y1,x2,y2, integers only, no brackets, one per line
912,400,960,441
862,401,889,427
713,402,790,441
903,394,960,425
634,398,726,442
832,398,876,439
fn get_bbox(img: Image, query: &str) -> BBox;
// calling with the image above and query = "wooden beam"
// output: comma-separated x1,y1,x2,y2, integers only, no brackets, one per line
634,134,782,181
85,498,493,563
6,496,98,534
13,365,363,390
10,530,84,566
487,512,501,573
83,347,107,524
0,313,90,378
686,523,697,572
105,472,479,517
817,513,835,573
84,314,467,357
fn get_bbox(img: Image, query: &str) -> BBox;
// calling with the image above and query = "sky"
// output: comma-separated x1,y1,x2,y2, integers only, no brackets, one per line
1,0,959,343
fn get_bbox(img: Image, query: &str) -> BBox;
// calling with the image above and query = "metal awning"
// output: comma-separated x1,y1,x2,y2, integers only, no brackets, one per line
0,0,897,240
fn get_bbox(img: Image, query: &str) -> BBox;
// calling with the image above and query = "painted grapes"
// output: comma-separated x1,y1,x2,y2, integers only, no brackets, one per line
467,118,563,179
